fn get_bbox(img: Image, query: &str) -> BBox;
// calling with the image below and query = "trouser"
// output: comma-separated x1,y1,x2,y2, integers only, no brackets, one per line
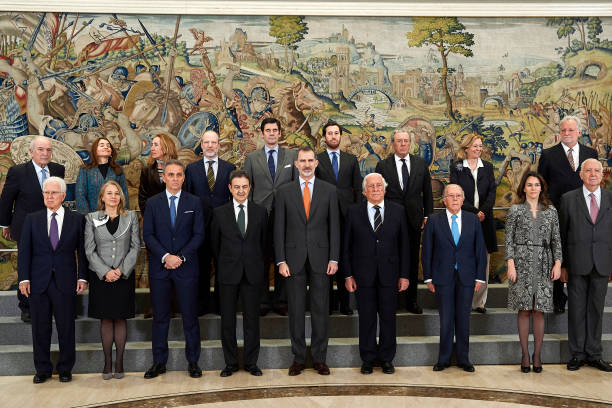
355,284,398,363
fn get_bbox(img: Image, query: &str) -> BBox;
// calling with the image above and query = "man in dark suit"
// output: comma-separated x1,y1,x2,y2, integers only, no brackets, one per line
344,173,410,375
185,130,236,315
275,146,340,376
244,117,297,316
375,128,433,314
211,170,267,378
316,121,362,315
143,160,205,379
422,184,486,372
560,158,612,372
538,115,598,313
18,177,88,384
0,136,65,322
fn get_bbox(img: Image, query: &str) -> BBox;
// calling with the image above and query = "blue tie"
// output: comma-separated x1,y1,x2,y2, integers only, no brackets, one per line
170,195,177,227
331,152,339,180
451,214,459,245
40,168,47,188
268,150,276,180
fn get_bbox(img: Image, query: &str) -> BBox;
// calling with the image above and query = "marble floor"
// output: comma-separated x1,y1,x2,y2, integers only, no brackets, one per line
1,365,611,408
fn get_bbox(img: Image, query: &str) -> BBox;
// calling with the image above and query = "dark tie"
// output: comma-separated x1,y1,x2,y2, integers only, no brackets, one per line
589,193,599,223
169,195,177,227
268,150,276,180
49,212,59,250
207,160,215,190
567,148,575,171
331,152,339,180
237,204,246,237
400,158,409,191
373,205,382,232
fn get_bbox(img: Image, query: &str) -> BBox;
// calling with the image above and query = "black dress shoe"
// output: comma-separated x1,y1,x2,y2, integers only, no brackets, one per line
58,372,72,382
340,306,354,315
381,361,395,374
288,361,305,376
458,362,475,372
586,359,612,372
567,357,584,371
220,364,239,377
188,362,202,378
245,365,263,376
473,307,486,314
360,361,373,374
21,310,31,323
433,362,450,371
144,363,166,379
259,306,270,317
33,373,51,384
406,302,423,314
274,305,288,316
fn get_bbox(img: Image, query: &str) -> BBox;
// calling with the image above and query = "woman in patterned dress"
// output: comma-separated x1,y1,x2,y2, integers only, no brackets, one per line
505,171,562,373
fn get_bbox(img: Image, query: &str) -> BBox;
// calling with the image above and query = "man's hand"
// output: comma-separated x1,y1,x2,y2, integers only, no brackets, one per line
398,278,409,292
2,227,11,241
474,281,483,293
477,211,485,222
19,281,30,297
345,277,357,293
427,281,435,293
279,262,291,277
164,254,183,270
561,267,568,283
76,281,88,294
421,218,428,230
326,261,338,276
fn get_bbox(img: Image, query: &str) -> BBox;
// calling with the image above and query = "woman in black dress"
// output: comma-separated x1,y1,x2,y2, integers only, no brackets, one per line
85,180,140,379
450,133,498,313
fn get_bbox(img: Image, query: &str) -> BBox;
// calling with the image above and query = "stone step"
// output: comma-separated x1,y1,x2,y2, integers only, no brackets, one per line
2,307,612,345
1,334,611,376
2,283,612,317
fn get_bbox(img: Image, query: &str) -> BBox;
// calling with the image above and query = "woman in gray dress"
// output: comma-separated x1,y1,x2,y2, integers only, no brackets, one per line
85,180,140,380
505,171,561,373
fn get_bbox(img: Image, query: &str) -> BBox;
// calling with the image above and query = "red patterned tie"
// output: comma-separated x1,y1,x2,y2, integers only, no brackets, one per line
589,193,598,223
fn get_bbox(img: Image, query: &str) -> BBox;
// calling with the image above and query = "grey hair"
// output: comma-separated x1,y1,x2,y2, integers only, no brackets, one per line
560,115,582,132
43,176,66,193
163,159,185,173
29,135,52,151
443,183,465,198
391,128,411,143
580,157,603,172
362,172,388,191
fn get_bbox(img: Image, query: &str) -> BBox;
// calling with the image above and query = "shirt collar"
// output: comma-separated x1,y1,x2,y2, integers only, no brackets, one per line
203,156,218,164
327,148,340,156
583,185,601,199
299,176,315,185
165,190,182,200
462,158,484,168
394,154,409,163
561,142,579,154
264,145,279,155
233,198,248,208
47,206,64,217
32,161,46,173
446,209,461,219
367,200,384,210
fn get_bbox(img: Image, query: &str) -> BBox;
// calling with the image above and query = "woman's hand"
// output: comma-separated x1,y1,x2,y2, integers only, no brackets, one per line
551,261,561,281
507,260,517,283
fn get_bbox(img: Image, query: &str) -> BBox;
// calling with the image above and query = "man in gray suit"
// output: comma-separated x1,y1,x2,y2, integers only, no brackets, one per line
560,158,612,372
243,118,297,315
274,146,340,376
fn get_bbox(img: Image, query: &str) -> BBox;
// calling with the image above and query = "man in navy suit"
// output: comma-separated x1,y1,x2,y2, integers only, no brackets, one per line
422,184,486,372
18,177,88,384
185,130,236,315
143,160,205,379
344,173,410,375
0,136,65,322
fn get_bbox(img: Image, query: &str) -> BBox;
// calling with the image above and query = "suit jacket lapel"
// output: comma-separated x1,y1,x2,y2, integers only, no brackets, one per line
39,210,53,251
275,148,286,183
55,208,69,251
27,161,43,192
577,143,589,170
594,189,609,225
361,203,377,237
293,182,307,223
318,152,334,181
256,148,272,183
383,156,402,192
442,213,456,247
407,154,420,193
576,190,592,224
309,179,322,219
243,202,254,239
338,151,350,180
173,193,188,230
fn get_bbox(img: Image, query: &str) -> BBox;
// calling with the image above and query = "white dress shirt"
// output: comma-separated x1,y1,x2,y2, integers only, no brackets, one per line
463,158,484,209
204,156,218,179
367,200,384,229
233,198,248,231
561,142,580,171
394,154,411,190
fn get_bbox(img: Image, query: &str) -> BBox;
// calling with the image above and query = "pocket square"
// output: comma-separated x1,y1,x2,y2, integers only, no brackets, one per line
284,164,291,168
184,210,194,213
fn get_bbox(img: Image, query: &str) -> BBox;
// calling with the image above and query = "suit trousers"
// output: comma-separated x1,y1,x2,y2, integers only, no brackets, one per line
197,245,216,315
219,277,261,367
286,260,330,364
29,279,76,374
404,226,421,306
435,272,474,365
355,284,398,363
568,268,608,360
261,210,286,308
150,273,201,364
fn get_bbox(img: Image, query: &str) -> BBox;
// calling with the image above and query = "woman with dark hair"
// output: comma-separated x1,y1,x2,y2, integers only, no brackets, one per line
505,171,562,373
76,137,130,214
450,133,497,313
85,180,140,379
138,133,178,213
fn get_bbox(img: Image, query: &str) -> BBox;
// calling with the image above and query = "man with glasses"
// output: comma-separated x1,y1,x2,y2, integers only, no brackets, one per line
0,136,65,322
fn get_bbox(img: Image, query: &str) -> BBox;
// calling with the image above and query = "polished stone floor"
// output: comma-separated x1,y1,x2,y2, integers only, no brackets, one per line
1,365,611,407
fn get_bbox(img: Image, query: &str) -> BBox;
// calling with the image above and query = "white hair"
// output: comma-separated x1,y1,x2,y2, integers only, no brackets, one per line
362,172,388,191
42,176,66,193
560,115,582,132
580,158,603,172
443,183,465,198
391,128,411,143
29,135,52,151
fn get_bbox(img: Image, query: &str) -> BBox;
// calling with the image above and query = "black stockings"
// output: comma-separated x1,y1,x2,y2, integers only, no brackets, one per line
517,310,544,366
100,319,127,373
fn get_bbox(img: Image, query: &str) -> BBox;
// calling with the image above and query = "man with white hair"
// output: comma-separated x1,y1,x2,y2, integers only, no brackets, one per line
18,177,88,383
538,115,597,313
0,136,65,322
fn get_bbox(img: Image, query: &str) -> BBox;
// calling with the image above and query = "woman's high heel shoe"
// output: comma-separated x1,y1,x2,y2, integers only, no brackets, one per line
521,354,531,373
532,353,542,373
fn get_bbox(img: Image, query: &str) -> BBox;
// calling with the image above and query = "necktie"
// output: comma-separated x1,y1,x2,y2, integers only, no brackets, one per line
567,148,575,171
207,160,215,190
49,212,59,250
268,150,276,180
373,205,382,232
237,204,246,237
303,181,311,220
400,158,409,191
451,214,459,245
169,195,177,227
40,168,47,188
331,152,339,180
589,193,599,223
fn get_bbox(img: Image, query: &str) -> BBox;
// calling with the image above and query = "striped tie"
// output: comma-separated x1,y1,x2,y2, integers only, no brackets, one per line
373,205,382,232
207,161,215,190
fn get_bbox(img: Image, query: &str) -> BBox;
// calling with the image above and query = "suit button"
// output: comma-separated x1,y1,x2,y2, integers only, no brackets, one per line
376,240,379,243
111,255,115,258
112,240,116,244
112,248,116,251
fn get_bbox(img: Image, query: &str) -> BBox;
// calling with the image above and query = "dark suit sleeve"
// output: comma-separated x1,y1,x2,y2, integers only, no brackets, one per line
58,165,65,179
374,160,383,177
0,165,20,226
474,215,487,281
351,157,363,200
180,199,205,261
328,188,341,262
558,193,570,268
243,155,254,201
210,209,221,262
184,164,193,194
142,199,169,263
537,150,549,182
342,207,354,279
17,213,33,282
398,209,410,280
479,163,497,214
76,214,88,281
421,215,434,281
274,189,287,264
422,164,434,217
